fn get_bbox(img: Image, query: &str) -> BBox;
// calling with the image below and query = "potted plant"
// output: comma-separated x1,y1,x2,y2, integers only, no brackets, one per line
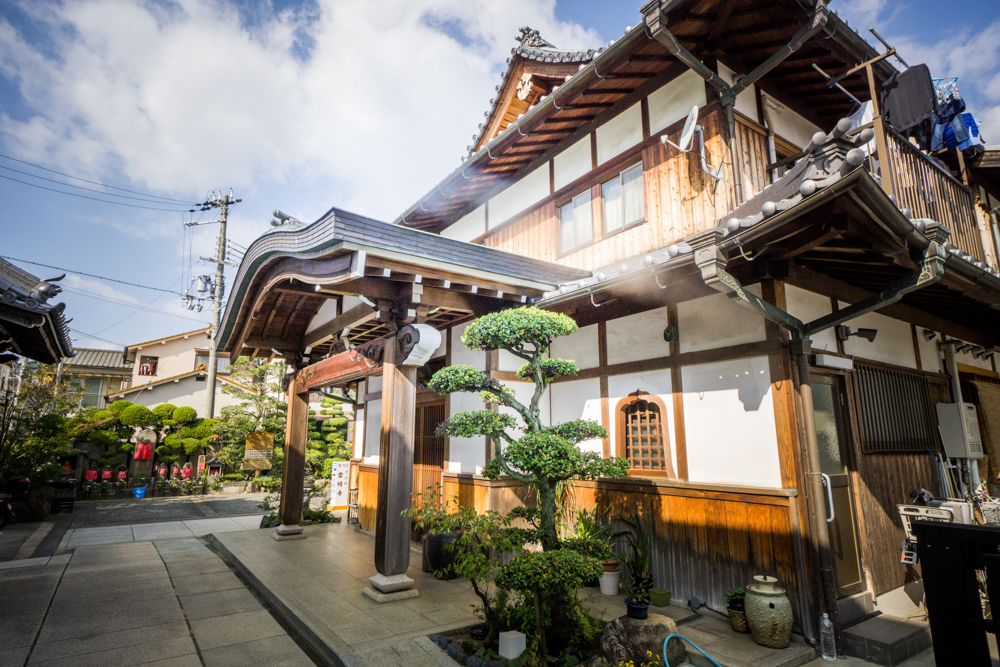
184,479,194,495
599,552,621,596
405,484,462,579
725,588,749,633
616,511,653,618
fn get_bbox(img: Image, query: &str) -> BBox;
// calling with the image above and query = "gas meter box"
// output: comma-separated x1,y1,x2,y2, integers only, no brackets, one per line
935,403,983,460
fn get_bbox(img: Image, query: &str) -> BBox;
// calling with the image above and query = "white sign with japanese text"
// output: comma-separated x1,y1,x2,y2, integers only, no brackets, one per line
329,460,348,510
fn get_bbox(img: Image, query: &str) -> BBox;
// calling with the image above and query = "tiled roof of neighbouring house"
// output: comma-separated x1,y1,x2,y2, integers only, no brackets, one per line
70,348,133,371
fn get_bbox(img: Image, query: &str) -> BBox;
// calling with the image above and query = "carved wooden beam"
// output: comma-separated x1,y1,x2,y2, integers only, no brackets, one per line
303,303,377,348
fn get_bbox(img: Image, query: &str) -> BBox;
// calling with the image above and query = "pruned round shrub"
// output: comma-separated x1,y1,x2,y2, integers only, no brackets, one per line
172,406,197,424
120,404,154,427
107,400,133,414
152,403,177,420
461,306,577,352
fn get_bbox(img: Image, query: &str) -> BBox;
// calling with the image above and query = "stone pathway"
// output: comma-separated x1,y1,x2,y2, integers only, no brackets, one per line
57,515,264,550
0,535,319,667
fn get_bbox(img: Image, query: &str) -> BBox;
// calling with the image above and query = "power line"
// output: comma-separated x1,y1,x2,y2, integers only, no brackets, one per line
61,285,208,323
70,328,126,348
0,152,200,204
0,173,196,212
0,164,199,206
91,277,183,336
0,255,186,296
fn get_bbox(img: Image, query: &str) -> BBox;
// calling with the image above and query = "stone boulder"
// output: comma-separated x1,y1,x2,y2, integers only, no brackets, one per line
600,614,687,667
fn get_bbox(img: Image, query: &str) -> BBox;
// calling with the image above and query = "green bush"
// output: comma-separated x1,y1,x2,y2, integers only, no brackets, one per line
184,418,217,439
107,400,133,414
120,404,154,427
172,406,197,423
308,430,321,439
308,439,325,450
322,417,348,429
221,473,245,481
152,403,177,420
324,432,345,443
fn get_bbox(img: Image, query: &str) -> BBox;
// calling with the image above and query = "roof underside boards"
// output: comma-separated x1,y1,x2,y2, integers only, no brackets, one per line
219,207,590,360
395,0,895,234
0,258,74,364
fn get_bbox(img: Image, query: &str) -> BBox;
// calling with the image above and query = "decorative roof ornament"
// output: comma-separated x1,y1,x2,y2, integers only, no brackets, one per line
517,27,555,50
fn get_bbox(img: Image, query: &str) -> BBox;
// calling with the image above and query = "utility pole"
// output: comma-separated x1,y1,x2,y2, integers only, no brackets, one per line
187,189,241,419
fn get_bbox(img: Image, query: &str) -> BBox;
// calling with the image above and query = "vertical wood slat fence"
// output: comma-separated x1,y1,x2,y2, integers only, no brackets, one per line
883,129,985,262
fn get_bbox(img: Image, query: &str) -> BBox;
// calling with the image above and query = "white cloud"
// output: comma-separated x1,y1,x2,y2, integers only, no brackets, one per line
0,0,601,222
62,274,139,303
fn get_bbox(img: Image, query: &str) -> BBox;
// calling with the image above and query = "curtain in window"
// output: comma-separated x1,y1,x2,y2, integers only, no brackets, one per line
82,377,102,408
603,177,623,233
560,203,575,252
622,163,645,225
573,191,593,247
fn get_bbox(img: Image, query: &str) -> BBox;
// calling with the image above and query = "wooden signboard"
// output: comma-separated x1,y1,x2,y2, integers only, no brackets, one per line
241,431,274,471
328,460,349,511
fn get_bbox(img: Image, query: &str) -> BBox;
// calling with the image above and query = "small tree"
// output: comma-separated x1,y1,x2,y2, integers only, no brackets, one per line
216,358,287,474
428,307,628,551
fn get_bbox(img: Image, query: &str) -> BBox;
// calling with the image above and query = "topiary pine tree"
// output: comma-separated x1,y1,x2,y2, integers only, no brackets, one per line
428,307,629,551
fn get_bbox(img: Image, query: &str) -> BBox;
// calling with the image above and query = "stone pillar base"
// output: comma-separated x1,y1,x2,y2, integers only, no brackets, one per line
362,573,419,603
272,524,306,541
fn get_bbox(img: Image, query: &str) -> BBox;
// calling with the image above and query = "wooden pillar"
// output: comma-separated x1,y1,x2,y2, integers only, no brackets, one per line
276,378,308,539
373,335,418,584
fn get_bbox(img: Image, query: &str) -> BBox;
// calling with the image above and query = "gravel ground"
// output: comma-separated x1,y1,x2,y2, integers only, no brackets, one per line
73,493,273,527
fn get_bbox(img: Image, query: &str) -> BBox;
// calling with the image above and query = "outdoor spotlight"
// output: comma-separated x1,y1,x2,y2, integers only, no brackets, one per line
972,346,987,359
922,329,938,342
663,325,678,343
955,343,972,353
835,325,878,342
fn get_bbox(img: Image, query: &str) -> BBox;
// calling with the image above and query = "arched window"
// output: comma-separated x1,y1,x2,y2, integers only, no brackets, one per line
615,391,675,478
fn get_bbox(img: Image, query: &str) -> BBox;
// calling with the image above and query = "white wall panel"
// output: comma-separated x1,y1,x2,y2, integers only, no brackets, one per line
718,62,758,123
764,93,822,150
451,323,485,370
488,166,549,228
498,350,522,372
785,284,838,353
550,378,603,454
363,398,381,461
677,289,766,354
606,307,671,365
608,371,676,473
305,299,339,334
442,205,485,242
840,308,917,369
550,323,599,369
647,70,708,135
353,407,365,459
682,357,781,488
448,390,486,473
954,343,995,371
596,103,643,165
915,329,944,373
554,138,592,191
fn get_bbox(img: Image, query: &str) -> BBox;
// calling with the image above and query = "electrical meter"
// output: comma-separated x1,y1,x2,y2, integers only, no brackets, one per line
935,403,984,460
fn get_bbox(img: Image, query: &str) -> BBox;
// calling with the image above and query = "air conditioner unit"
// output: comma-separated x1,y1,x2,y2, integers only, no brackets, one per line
935,402,984,460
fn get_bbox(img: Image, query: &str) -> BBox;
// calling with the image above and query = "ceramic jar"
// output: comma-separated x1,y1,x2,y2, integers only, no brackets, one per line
745,575,793,648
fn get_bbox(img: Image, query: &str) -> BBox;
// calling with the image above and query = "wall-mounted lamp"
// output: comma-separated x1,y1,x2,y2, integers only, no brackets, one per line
955,343,973,353
663,325,678,343
835,325,878,342
973,347,995,360
922,329,938,342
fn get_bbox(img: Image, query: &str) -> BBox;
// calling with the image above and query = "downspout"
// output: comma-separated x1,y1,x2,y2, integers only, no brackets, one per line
643,1,830,208
690,226,947,654
760,97,779,183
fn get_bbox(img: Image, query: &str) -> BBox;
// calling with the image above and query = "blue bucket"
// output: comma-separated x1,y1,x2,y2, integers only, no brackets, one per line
133,486,147,499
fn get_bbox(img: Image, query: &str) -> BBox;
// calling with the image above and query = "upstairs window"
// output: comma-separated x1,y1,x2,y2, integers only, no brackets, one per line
603,163,645,235
81,377,103,408
195,352,230,374
138,356,158,377
559,190,593,254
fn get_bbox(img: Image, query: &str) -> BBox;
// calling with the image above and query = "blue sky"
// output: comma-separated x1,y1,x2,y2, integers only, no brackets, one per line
0,0,998,352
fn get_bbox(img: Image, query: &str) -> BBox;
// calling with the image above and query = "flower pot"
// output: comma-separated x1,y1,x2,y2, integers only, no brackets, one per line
601,559,620,573
728,607,750,633
422,531,460,579
745,576,793,648
599,569,621,596
649,588,671,607
625,599,651,619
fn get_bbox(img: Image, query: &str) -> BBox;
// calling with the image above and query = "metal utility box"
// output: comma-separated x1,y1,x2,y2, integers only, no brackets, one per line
936,403,984,460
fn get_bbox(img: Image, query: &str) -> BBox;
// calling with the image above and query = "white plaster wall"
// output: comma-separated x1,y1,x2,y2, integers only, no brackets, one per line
498,350,522,372
718,62,758,123
305,299,339,335
608,370,677,473
682,356,781,488
606,307,671,366
677,289,766,354
451,323,485,370
367,374,383,393
502,381,550,431
363,397,381,461
549,378,603,455
120,377,244,419
763,93,822,150
840,308,917,369
431,330,447,359
353,407,365,459
554,138,592,191
550,323,599,369
954,343,995,372
130,331,210,384
448,390,485,473
915,330,944,373
596,103,643,165
488,166,549,228
784,285,838,353
342,295,363,312
647,70,708,136
442,205,485,242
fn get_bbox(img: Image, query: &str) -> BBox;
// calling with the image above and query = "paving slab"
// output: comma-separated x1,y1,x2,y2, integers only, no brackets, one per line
200,634,314,667
27,621,190,664
189,608,286,650
132,521,195,541
165,555,230,577
27,635,196,667
179,586,262,621
171,569,245,596
0,647,30,667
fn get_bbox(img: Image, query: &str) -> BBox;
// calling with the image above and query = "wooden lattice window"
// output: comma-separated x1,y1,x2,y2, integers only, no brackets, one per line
615,391,675,477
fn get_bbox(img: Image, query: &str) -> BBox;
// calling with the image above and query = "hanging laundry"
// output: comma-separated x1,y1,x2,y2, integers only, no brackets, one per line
934,77,965,121
935,113,983,151
848,101,876,155
880,64,938,132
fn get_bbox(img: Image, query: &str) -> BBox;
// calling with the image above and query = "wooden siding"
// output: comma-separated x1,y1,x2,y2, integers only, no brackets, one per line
482,108,746,271
734,114,772,202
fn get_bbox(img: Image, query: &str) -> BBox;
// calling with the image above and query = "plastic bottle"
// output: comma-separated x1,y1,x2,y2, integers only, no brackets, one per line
820,612,837,661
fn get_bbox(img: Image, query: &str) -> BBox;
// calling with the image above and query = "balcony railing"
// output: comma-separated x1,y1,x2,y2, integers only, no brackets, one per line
881,125,986,263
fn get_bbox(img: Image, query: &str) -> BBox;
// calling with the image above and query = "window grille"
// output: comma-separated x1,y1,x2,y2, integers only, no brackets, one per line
603,162,645,234
195,353,230,374
854,364,936,453
622,396,668,472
